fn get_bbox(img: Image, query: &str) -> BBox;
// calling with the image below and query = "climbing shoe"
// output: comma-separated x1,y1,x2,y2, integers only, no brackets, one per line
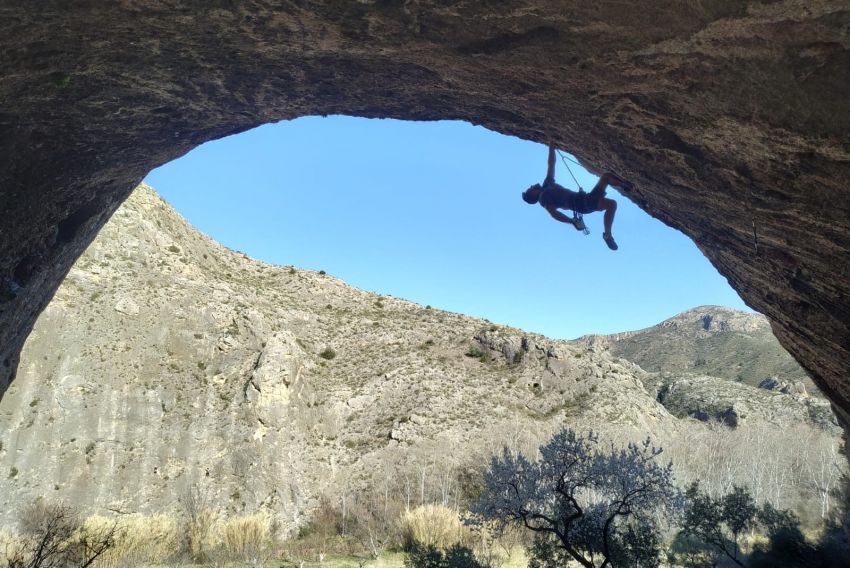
603,232,618,251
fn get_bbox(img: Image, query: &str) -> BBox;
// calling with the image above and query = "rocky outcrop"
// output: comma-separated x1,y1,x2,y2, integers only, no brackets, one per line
1,2,850,431
652,374,835,430
759,376,809,396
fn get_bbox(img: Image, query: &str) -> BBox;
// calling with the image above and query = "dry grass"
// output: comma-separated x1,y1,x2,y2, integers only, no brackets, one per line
398,505,471,550
217,511,271,563
82,514,180,567
0,514,180,568
85,511,272,566
187,508,219,560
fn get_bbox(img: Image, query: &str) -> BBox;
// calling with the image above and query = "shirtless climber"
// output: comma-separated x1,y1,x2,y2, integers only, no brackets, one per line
521,142,633,251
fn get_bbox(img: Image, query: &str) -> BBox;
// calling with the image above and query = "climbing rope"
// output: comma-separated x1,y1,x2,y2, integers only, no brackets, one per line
557,150,584,191
557,150,584,168
557,150,590,236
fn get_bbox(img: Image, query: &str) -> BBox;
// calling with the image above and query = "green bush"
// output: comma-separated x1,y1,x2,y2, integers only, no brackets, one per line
405,543,484,568
319,347,336,360
465,346,488,362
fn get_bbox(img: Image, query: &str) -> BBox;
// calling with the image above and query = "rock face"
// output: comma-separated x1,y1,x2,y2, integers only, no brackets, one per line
577,306,814,392
1,2,849,431
759,375,809,396
652,374,833,429
1,184,842,527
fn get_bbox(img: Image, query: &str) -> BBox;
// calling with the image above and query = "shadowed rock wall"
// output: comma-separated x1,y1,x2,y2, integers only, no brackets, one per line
1,2,849,428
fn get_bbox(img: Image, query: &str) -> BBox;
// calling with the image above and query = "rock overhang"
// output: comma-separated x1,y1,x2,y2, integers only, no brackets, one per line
1,2,850,432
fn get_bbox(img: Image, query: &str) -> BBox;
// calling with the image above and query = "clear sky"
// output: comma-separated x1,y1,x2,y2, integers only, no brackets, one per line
144,116,750,339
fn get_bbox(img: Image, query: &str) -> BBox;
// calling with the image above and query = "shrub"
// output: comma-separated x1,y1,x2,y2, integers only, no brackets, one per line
405,542,485,568
464,346,488,363
748,523,850,568
185,508,217,561
399,505,470,551
218,512,272,564
5,501,119,568
181,485,218,562
319,347,336,360
300,496,343,540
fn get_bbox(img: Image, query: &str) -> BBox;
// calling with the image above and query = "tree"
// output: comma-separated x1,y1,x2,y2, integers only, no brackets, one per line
470,428,680,568
748,521,850,568
180,483,217,562
679,482,798,567
349,491,402,559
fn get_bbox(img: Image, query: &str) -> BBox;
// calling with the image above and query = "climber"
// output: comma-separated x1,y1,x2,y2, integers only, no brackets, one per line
521,142,632,251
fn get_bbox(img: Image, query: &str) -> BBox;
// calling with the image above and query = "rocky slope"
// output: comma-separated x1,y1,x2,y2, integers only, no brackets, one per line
0,185,843,530
577,306,815,392
1,2,850,436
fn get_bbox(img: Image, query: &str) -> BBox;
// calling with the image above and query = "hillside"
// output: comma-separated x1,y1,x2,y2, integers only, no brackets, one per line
577,306,815,392
0,185,842,531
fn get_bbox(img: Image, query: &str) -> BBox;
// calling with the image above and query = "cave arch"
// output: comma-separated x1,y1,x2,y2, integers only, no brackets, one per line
1,2,850,431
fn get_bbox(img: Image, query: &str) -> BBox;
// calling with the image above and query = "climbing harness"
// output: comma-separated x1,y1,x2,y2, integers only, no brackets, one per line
572,209,590,236
557,150,590,235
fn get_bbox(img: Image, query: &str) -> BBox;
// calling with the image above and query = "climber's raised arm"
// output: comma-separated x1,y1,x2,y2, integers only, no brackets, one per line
546,142,556,181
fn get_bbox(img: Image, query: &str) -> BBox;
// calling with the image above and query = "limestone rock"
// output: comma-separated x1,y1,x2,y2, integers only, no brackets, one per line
654,374,834,430
759,376,809,397
113,297,139,316
0,1,849,435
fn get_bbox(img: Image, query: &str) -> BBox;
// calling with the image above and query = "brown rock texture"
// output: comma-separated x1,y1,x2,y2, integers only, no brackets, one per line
1,2,849,427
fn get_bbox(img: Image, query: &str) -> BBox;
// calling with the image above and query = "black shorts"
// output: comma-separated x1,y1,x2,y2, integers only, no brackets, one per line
541,175,606,214
575,185,606,214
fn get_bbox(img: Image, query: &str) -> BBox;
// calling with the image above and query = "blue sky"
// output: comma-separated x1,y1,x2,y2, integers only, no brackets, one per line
144,116,749,339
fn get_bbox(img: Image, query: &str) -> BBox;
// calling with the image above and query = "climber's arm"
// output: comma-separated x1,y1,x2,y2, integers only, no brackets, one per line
545,206,573,224
547,142,556,181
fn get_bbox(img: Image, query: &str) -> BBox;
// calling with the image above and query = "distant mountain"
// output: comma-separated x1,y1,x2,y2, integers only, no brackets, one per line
576,306,815,393
0,185,840,531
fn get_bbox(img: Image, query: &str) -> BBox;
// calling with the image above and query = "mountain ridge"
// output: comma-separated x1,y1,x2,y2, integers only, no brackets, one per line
576,304,813,392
